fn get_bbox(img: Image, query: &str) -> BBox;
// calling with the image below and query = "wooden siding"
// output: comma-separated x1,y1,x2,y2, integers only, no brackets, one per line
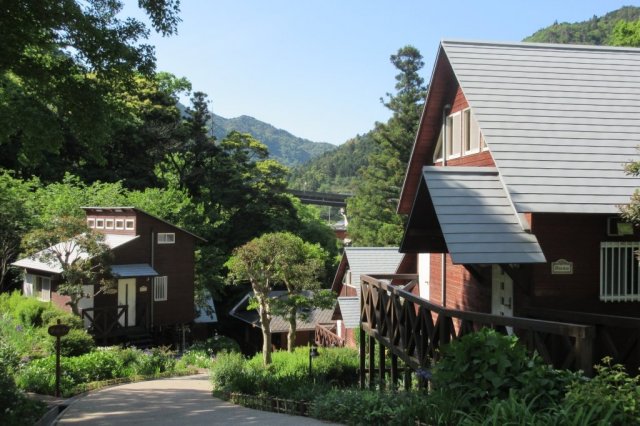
428,253,491,312
435,150,495,167
442,40,640,214
529,213,640,318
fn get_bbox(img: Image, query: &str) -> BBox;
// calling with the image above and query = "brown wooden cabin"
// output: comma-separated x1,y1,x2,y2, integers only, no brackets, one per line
13,207,204,346
358,41,640,388
229,290,335,352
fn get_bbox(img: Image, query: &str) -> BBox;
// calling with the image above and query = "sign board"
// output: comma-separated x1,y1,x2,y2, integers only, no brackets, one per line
48,323,70,337
140,286,148,292
551,259,573,275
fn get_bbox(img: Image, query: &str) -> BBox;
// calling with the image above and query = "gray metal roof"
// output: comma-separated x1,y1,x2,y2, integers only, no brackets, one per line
337,297,360,329
12,234,138,274
194,293,218,324
424,166,546,264
344,247,405,286
110,264,158,277
442,40,640,214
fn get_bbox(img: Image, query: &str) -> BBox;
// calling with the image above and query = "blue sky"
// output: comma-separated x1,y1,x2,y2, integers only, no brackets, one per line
123,1,637,145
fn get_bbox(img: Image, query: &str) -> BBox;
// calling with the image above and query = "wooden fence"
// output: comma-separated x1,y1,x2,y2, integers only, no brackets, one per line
359,274,596,390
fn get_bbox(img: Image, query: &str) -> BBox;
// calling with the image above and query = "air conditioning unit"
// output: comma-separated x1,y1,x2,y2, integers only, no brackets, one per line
607,217,634,237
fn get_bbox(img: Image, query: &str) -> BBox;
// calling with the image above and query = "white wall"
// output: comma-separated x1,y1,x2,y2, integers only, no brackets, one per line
418,253,430,300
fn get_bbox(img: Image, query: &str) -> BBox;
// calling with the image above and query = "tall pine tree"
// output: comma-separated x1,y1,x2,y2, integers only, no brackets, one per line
348,46,427,246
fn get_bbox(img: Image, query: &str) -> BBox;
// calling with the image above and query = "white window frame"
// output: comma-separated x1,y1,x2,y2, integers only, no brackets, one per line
125,219,135,230
115,219,124,230
448,111,462,159
87,218,95,228
600,241,640,302
157,233,176,244
95,219,104,229
105,219,114,230
433,130,443,163
153,276,168,301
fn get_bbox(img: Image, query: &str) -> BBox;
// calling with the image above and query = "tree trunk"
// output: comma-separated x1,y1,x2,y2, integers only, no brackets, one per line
287,306,297,352
258,301,272,365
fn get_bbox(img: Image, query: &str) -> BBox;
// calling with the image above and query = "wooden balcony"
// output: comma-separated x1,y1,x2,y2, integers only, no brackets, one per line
315,323,345,347
81,304,150,344
359,274,598,390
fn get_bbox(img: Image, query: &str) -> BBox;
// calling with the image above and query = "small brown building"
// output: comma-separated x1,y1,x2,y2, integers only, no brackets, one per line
14,207,204,344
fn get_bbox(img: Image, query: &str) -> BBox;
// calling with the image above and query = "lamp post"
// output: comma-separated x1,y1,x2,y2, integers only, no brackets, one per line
308,344,319,377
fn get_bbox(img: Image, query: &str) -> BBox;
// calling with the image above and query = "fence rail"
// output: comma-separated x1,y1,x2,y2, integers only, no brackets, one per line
359,274,596,390
81,305,128,340
315,323,345,347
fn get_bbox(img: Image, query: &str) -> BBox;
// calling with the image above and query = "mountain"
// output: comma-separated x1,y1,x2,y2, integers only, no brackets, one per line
524,6,640,44
288,131,378,194
210,114,336,167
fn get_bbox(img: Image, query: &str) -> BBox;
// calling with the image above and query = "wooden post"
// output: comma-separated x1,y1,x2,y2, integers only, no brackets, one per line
404,366,411,390
378,341,385,390
390,353,398,390
359,327,366,389
576,329,594,377
368,335,375,389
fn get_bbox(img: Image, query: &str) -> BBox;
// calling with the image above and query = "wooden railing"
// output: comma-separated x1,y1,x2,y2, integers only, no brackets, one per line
81,305,127,340
359,274,596,389
315,323,345,347
522,307,640,373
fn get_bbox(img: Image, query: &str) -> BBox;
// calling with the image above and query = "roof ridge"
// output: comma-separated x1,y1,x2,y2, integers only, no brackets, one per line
441,39,640,53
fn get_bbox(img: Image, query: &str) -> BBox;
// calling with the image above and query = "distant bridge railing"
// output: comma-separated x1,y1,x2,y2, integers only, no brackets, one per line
288,190,351,208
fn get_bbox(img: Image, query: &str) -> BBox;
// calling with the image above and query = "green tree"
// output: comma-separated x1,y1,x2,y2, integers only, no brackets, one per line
348,46,427,246
611,19,640,47
226,234,282,365
266,232,332,352
21,216,115,315
0,0,181,181
0,172,37,292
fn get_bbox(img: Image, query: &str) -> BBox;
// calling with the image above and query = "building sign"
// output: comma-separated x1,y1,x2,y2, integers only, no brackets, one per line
551,259,573,275
140,286,148,293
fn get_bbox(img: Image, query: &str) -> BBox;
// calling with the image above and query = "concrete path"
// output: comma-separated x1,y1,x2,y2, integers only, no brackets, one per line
55,373,340,425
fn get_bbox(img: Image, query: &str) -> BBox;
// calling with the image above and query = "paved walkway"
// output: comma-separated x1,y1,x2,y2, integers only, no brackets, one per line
55,373,340,425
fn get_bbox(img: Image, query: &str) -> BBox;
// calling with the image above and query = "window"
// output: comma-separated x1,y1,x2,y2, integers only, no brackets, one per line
115,219,124,230
433,130,443,163
600,242,640,302
125,219,134,230
157,233,175,244
438,108,484,162
153,276,168,301
95,219,104,229
87,218,95,228
105,219,114,229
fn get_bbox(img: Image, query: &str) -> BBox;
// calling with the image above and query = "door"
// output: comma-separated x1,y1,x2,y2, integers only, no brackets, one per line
491,265,513,333
118,279,136,327
77,285,94,329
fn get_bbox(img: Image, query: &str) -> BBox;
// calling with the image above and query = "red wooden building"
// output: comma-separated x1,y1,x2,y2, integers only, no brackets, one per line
14,207,204,345
359,41,640,381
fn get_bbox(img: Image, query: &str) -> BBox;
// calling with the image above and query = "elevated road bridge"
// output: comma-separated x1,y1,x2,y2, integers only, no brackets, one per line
288,190,351,208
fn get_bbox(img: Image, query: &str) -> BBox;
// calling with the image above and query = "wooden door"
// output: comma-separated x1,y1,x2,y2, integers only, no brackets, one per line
492,265,513,333
118,279,136,327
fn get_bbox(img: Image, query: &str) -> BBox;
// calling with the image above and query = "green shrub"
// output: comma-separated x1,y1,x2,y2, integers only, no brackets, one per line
176,349,215,369
189,335,241,355
210,351,253,394
14,298,51,327
41,309,84,330
563,359,640,425
46,329,96,357
0,364,46,426
432,328,577,408
135,346,176,376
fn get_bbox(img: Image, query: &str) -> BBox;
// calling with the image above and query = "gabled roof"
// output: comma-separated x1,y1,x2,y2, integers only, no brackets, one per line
402,167,545,264
82,207,206,242
229,291,334,333
400,40,640,215
12,234,138,274
337,297,359,328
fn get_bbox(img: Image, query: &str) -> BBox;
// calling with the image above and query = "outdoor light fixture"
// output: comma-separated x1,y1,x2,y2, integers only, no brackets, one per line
308,344,319,376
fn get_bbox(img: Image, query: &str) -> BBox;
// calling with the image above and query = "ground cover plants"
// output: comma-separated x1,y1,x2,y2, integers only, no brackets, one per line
210,329,640,425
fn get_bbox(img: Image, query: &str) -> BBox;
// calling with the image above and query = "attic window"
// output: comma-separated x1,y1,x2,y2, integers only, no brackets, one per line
115,219,124,230
158,233,175,244
87,218,95,228
105,219,114,230
125,219,134,230
96,219,104,229
436,108,484,163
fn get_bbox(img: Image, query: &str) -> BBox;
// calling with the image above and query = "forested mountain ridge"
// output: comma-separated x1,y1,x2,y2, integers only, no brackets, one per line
524,6,640,44
210,114,336,167
288,131,377,193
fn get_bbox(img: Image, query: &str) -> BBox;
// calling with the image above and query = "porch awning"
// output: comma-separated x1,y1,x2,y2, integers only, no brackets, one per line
337,297,360,328
401,167,546,264
110,264,158,277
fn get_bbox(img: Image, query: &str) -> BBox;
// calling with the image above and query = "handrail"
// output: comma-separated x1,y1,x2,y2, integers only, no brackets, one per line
360,274,596,377
315,323,345,347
